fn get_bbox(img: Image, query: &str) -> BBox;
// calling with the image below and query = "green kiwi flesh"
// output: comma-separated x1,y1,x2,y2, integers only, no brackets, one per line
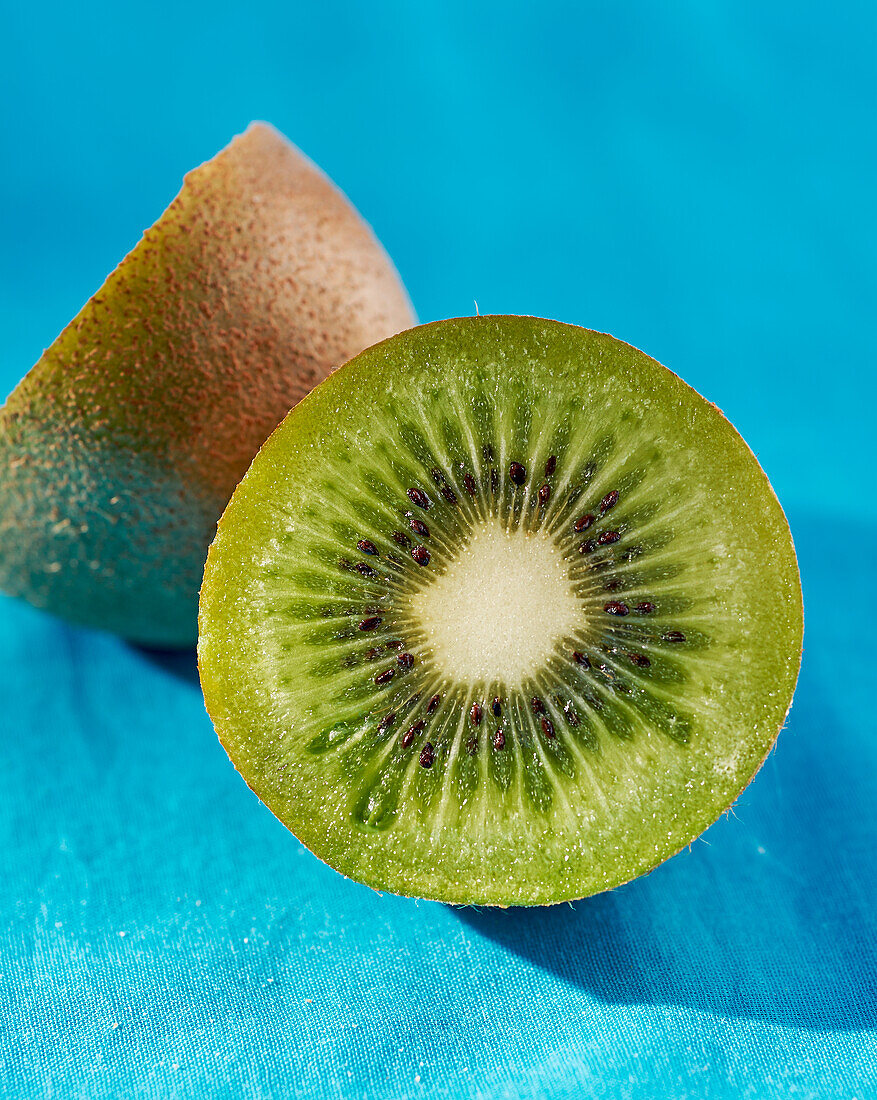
198,316,803,906
0,123,415,646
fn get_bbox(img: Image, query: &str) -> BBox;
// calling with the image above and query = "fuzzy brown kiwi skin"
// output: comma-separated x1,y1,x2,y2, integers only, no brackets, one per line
0,122,416,646
198,317,804,908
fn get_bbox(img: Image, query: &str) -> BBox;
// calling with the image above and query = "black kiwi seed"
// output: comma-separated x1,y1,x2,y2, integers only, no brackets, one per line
378,711,396,730
636,601,656,614
463,473,478,495
440,484,458,504
563,702,579,726
663,630,687,643
493,728,506,750
358,615,382,631
357,539,379,555
531,696,545,714
492,696,502,717
541,716,555,739
509,462,526,485
391,531,411,547
539,483,550,505
604,601,629,616
578,539,596,554
409,518,430,538
598,530,621,546
355,562,379,577
402,720,425,748
466,736,478,755
470,702,483,726
545,455,557,477
419,742,435,768
385,639,404,649
574,514,595,532
628,653,651,667
430,468,446,486
375,668,395,686
365,647,380,660
599,489,620,513
407,487,431,509
411,545,431,566
397,652,415,669
426,693,441,714
572,651,591,668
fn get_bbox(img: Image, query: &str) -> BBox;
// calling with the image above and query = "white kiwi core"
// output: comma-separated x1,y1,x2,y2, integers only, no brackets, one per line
407,520,581,687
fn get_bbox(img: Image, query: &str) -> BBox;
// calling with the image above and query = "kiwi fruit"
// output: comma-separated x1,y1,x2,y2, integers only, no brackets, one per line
0,122,415,646
198,316,803,906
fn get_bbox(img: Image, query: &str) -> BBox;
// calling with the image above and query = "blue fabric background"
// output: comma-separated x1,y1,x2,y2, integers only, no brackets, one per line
1,3,875,1097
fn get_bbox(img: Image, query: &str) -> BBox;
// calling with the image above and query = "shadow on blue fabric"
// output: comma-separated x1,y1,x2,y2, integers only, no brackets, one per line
132,643,200,685
456,664,875,1030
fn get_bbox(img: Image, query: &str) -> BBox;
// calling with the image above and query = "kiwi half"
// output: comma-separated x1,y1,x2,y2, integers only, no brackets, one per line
0,123,415,646
198,316,803,906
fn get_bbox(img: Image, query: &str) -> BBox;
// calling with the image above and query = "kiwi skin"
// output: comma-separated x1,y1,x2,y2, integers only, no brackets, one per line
0,122,415,646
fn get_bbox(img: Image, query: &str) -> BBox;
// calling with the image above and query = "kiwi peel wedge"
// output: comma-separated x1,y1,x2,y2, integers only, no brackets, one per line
0,122,415,646
198,316,803,906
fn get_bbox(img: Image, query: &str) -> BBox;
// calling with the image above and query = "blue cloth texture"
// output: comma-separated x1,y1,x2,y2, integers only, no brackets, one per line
1,2,875,1098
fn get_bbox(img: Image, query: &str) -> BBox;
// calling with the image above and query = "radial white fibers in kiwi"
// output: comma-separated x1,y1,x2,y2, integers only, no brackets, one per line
198,316,803,906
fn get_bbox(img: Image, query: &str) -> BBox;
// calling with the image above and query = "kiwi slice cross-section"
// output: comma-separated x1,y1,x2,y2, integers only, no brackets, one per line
198,316,803,906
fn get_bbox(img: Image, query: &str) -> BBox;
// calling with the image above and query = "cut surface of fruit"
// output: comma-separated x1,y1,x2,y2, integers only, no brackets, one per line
409,521,581,684
198,316,803,906
0,122,415,645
